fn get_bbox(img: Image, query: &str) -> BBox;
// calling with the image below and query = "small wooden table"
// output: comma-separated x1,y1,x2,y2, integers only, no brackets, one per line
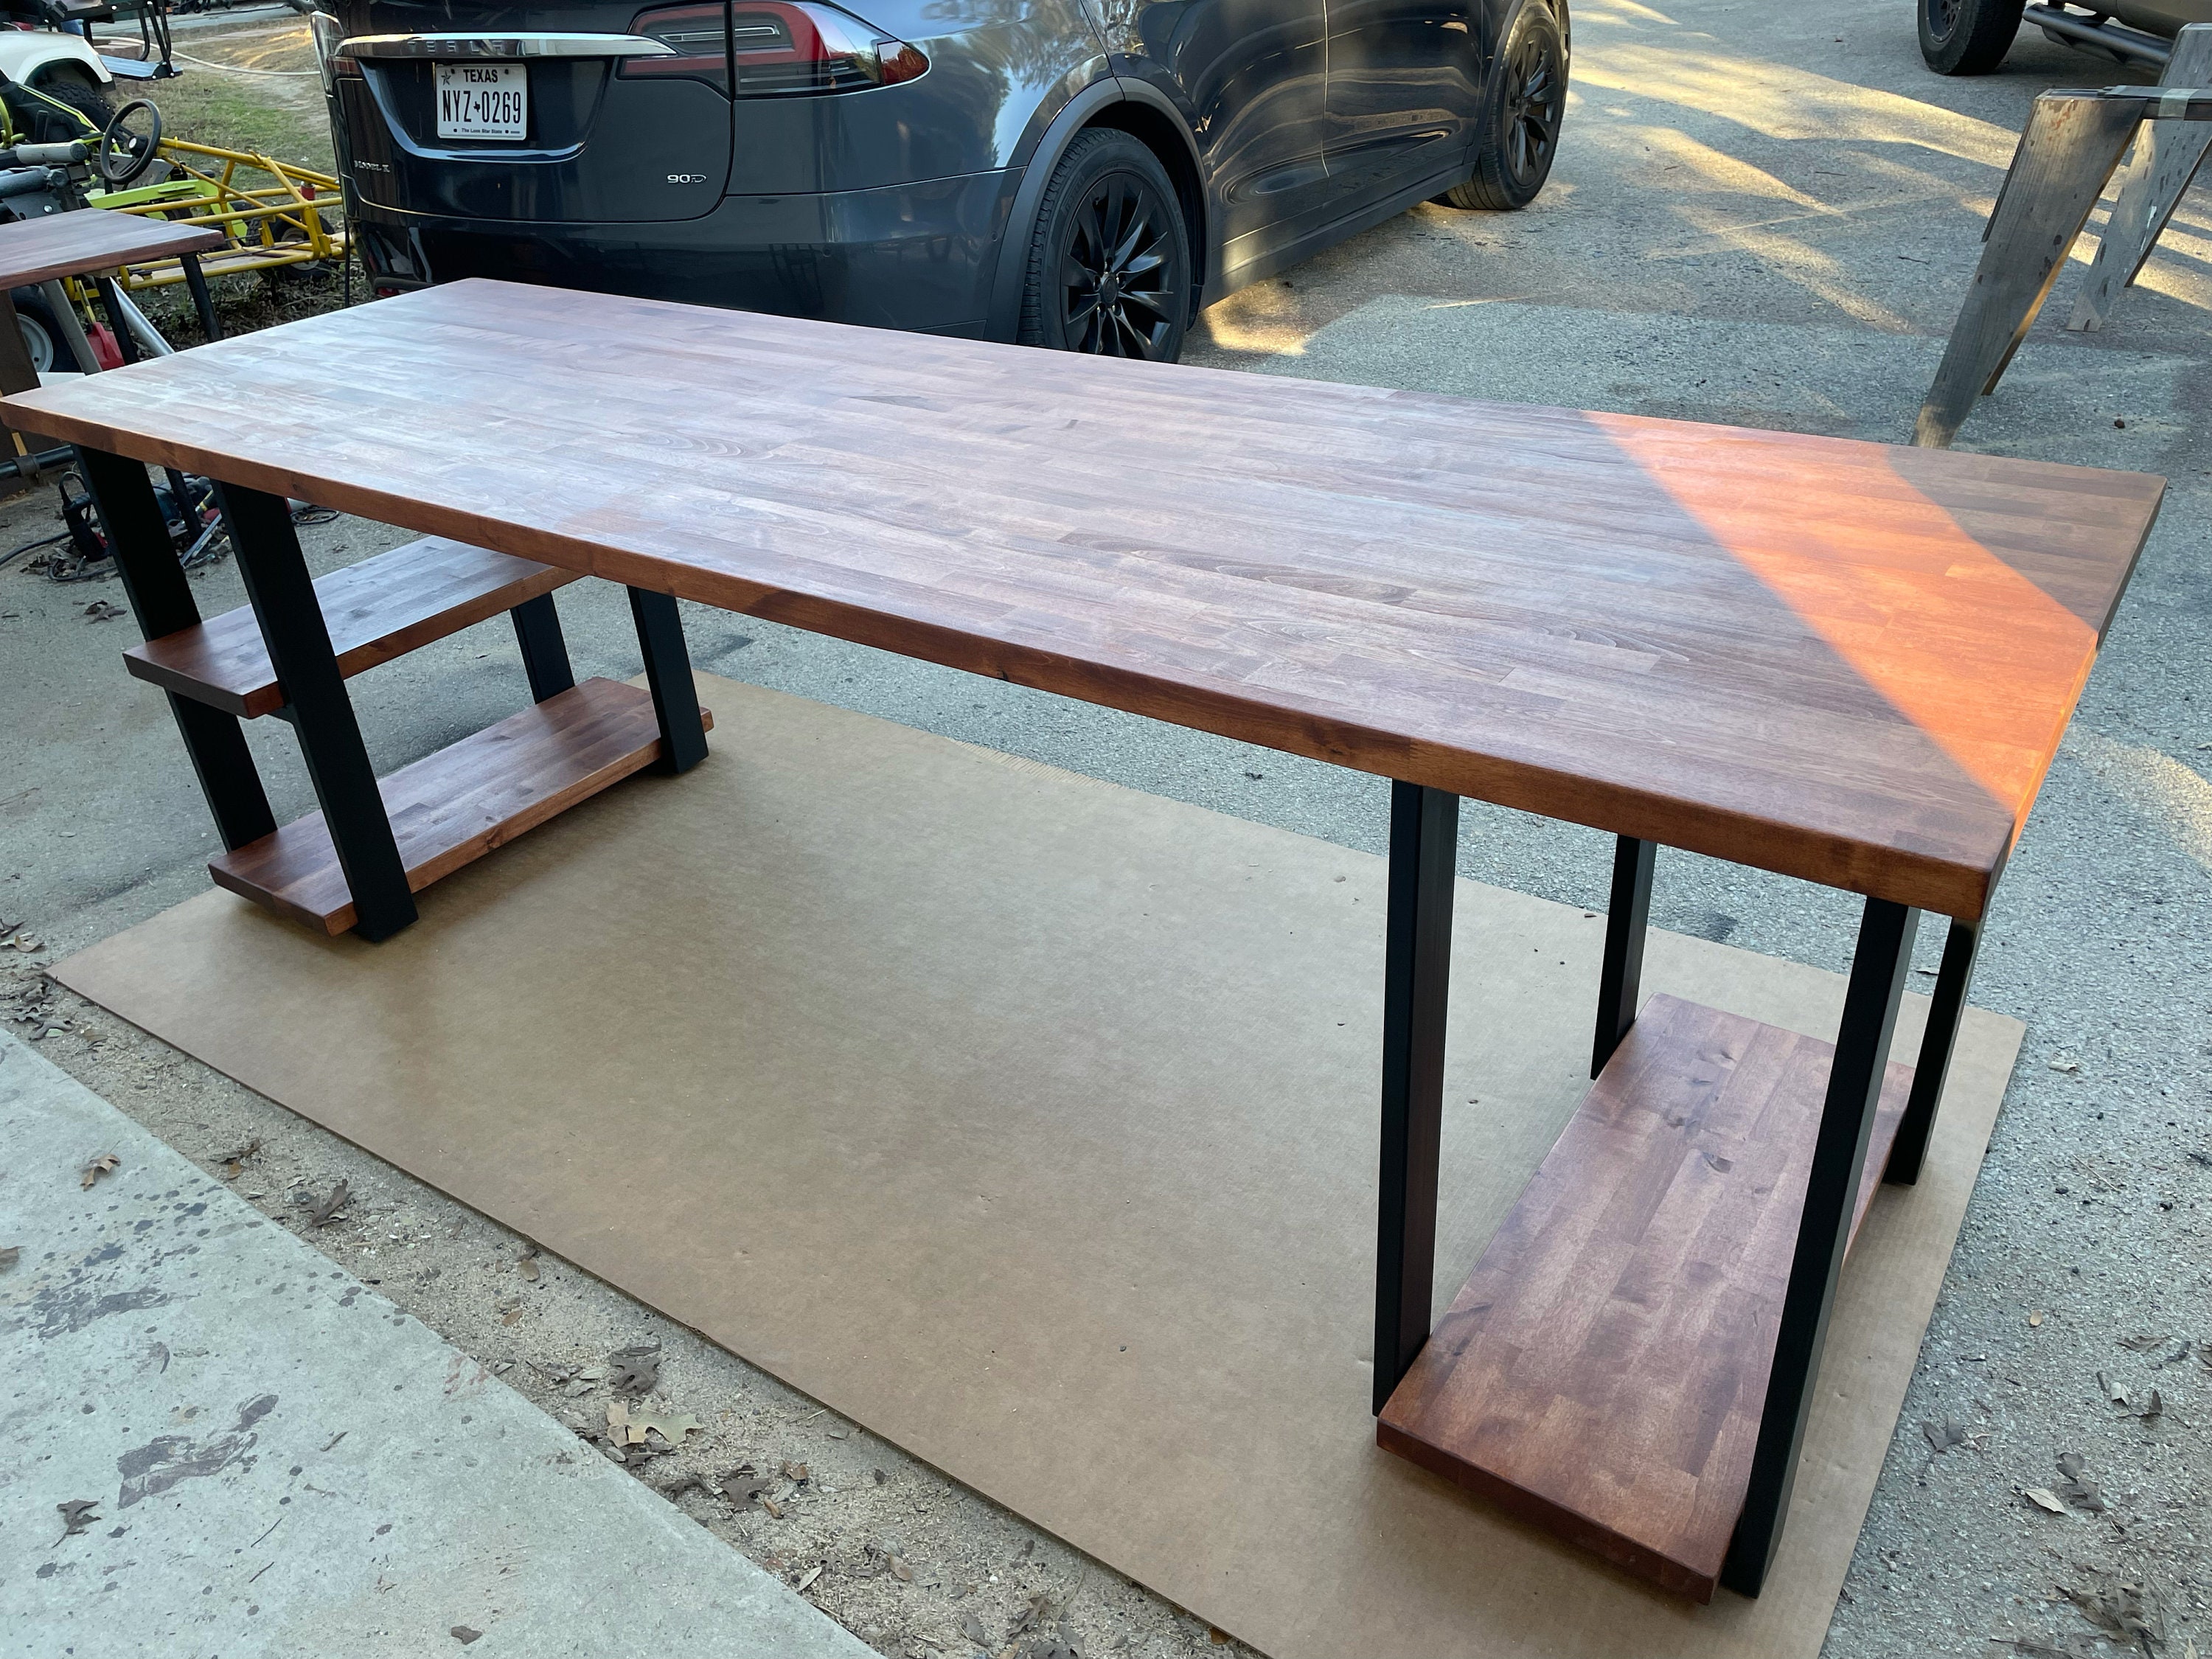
0,208,224,475
2,280,2160,1603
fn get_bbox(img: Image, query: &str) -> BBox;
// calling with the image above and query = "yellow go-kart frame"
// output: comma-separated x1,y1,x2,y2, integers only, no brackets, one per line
1,81,347,304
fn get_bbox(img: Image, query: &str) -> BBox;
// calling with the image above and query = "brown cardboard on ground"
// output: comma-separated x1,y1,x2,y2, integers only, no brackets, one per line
54,673,2023,1659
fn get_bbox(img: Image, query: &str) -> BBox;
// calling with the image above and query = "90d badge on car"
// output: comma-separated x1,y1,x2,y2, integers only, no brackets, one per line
667,173,709,184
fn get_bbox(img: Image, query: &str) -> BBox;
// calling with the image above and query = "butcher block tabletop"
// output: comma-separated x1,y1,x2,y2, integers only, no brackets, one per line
0,209,222,291
3,278,2163,918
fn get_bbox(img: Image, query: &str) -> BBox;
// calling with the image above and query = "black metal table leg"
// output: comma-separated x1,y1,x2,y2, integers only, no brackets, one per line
1722,897,1919,1597
95,278,142,365
1885,915,1982,1186
1593,835,1656,1078
509,592,575,703
627,587,708,774
1374,780,1458,1416
215,481,417,941
179,253,221,343
77,447,275,851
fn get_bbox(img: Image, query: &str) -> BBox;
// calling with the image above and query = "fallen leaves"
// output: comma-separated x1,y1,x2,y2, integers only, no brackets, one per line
517,1249,540,1283
604,1399,700,1449
10,932,43,953
307,1182,350,1228
82,599,125,623
2053,1452,2106,1513
2062,1568,2162,1650
1921,1416,1986,1455
55,1499,99,1541
2023,1487,2069,1514
605,1343,661,1397
217,1140,261,1180
80,1154,118,1191
450,1627,483,1646
0,1245,18,1274
794,1564,824,1594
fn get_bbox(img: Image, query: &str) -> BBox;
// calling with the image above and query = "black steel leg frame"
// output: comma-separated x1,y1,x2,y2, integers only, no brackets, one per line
77,448,276,852
1371,812,1989,1596
1373,780,1458,1417
86,445,692,943
216,481,420,941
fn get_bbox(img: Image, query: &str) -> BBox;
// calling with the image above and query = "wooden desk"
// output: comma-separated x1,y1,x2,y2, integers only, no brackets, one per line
0,208,226,467
2,280,2160,1602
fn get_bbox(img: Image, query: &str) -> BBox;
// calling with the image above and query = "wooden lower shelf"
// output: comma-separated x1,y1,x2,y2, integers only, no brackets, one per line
1377,993,1911,1603
125,536,577,720
209,677,711,936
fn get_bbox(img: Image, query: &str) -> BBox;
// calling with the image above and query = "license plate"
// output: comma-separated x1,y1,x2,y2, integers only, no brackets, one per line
434,62,526,141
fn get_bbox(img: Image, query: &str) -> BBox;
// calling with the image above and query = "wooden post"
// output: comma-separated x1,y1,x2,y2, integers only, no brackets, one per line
1914,92,2143,448
2070,26,2212,332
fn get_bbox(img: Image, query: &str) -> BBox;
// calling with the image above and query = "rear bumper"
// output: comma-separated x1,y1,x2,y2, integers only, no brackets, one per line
352,169,1020,337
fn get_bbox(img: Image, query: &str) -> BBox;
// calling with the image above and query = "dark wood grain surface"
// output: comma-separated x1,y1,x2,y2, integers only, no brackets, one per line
208,676,710,933
0,210,223,290
8,280,2161,916
124,535,577,718
1377,994,1912,1601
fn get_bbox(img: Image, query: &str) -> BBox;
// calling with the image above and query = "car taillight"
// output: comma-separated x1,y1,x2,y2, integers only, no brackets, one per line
627,0,925,96
623,3,731,88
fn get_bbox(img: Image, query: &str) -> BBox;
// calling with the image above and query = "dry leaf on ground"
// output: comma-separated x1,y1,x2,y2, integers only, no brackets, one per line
80,1155,118,1190
518,1249,539,1282
0,1245,18,1273
218,1139,261,1179
2024,1487,2069,1514
605,1343,661,1396
55,1499,99,1540
307,1181,350,1227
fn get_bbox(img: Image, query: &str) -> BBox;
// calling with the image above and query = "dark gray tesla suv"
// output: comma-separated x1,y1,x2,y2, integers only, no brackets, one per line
309,0,1566,361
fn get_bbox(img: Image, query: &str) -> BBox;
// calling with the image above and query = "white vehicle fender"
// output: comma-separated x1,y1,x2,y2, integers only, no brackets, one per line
0,29,116,88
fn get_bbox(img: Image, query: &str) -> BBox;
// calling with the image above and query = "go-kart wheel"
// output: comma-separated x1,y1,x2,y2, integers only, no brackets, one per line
97,99,163,188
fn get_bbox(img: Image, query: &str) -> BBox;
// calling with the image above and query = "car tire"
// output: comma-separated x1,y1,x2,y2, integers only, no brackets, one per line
1437,0,1567,212
1018,128,1192,364
1919,0,2026,74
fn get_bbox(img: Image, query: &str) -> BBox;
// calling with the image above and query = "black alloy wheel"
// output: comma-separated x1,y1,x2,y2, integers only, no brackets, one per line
1439,0,1568,212
1020,128,1192,364
1917,0,2026,74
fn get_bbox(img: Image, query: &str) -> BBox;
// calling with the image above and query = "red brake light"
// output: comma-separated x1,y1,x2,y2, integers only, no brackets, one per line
624,2,730,87
623,0,927,96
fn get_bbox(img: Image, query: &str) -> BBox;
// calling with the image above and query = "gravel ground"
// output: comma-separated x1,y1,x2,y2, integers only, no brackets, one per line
4,0,2210,1655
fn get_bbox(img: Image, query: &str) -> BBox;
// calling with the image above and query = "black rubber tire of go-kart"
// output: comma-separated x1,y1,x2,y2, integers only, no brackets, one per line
1018,128,1193,364
10,286,82,375
5,72,116,146
1919,0,2026,74
1438,0,1567,212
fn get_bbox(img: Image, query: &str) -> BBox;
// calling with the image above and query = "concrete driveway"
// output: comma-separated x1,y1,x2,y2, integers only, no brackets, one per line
1,2,2206,1654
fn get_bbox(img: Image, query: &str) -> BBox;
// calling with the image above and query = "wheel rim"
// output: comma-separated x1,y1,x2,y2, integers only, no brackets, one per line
1927,0,1961,41
1060,173,1179,359
18,314,52,375
1503,28,1563,188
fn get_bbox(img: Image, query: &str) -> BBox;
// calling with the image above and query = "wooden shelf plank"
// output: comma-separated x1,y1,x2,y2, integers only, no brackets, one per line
208,678,710,935
1377,994,1911,1603
125,536,578,719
